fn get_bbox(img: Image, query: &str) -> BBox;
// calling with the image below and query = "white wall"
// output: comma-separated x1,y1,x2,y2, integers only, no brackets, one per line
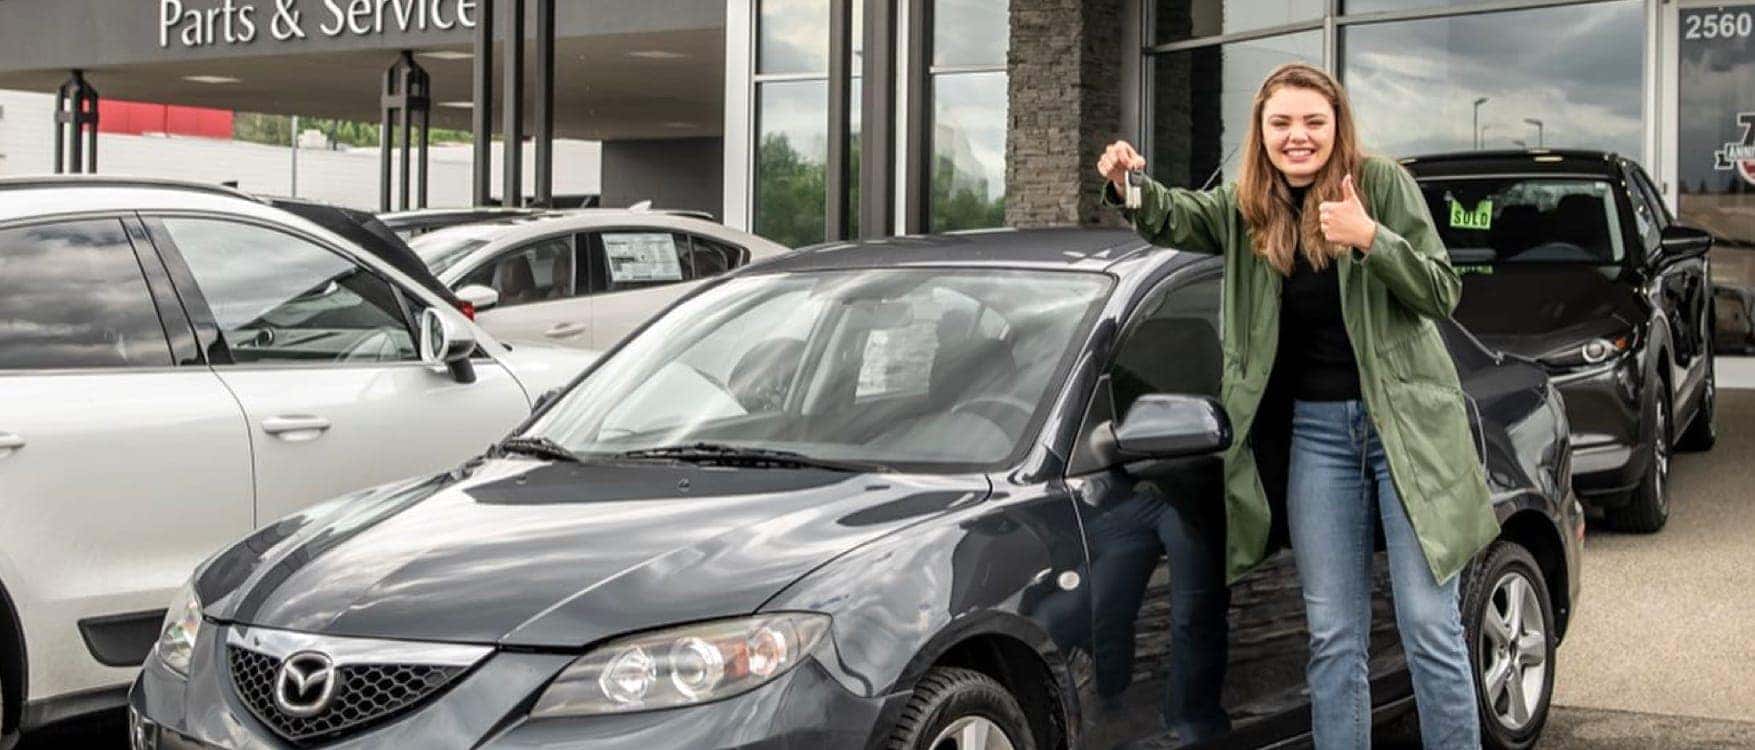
0,89,600,210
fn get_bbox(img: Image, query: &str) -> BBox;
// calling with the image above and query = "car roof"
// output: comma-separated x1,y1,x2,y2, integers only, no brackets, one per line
1398,149,1628,179
749,228,1164,275
418,209,789,276
0,175,270,224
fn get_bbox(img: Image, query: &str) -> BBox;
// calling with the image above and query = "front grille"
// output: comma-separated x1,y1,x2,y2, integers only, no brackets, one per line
228,646,466,745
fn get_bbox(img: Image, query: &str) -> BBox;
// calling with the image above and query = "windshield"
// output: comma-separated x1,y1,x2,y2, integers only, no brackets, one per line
410,230,494,274
528,268,1113,473
1417,177,1627,266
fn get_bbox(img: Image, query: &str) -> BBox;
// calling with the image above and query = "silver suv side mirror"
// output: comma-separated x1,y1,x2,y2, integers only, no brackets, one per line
419,307,479,383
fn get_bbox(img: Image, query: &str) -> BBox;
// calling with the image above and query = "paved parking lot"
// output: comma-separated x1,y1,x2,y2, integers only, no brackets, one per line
27,384,1755,749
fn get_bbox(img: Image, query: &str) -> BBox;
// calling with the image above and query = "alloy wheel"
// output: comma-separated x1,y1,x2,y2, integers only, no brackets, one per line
1479,571,1549,731
1653,399,1670,515
930,717,1017,750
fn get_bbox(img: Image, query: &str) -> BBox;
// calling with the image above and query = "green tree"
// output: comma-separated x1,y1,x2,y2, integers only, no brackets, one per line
234,113,471,149
930,153,1005,232
754,133,826,248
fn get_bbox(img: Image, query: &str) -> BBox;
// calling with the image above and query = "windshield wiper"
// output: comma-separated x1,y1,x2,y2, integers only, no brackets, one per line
492,436,581,463
615,442,887,473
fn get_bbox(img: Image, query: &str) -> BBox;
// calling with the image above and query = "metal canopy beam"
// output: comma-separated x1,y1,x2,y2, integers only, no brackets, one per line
533,0,556,207
53,70,99,174
472,0,495,206
503,0,526,208
380,51,432,212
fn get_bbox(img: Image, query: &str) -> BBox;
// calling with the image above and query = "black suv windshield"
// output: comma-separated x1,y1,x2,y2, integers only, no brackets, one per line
1417,177,1627,266
528,268,1113,473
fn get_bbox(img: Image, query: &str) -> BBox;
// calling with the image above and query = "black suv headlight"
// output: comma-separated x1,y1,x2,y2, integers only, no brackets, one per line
530,613,830,717
1542,332,1636,370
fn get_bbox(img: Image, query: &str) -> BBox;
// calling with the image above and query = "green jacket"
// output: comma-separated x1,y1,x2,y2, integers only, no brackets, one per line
1110,155,1498,585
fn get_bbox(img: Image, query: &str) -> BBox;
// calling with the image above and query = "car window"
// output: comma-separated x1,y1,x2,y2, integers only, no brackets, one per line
1111,274,1223,417
458,235,575,307
585,232,694,293
687,235,747,278
1416,177,1628,265
1629,167,1672,227
0,219,174,370
160,218,418,365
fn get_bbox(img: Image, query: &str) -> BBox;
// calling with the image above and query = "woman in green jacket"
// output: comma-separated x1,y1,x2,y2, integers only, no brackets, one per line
1096,62,1498,749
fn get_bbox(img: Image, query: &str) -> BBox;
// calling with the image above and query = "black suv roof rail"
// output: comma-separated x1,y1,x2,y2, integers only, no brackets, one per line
1398,148,1622,165
0,175,262,202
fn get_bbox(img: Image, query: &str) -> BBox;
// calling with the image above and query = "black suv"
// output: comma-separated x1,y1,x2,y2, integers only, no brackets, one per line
132,229,1583,750
1402,150,1716,532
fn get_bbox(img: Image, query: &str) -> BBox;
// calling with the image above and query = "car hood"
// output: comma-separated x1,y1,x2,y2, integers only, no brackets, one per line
493,341,597,399
1451,265,1644,360
198,459,989,648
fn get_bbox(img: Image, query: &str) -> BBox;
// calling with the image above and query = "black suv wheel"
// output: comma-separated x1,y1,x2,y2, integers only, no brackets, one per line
885,667,1035,750
1607,385,1671,533
1466,541,1557,750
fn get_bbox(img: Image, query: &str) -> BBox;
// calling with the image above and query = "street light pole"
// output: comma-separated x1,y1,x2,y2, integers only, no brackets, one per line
1473,97,1489,150
1523,117,1544,148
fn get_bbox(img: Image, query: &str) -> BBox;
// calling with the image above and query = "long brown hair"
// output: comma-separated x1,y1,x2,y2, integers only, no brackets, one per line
1238,62,1368,274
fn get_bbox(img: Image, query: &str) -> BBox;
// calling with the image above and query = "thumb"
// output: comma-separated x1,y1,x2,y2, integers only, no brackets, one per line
1341,173,1359,203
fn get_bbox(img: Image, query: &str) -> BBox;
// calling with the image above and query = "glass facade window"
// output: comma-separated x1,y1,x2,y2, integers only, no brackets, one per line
931,71,1008,231
755,79,829,248
1147,31,1323,189
758,0,829,75
1677,3,1755,252
1153,0,1323,45
933,0,1009,66
1341,0,1465,14
928,0,1009,232
1342,1,1645,160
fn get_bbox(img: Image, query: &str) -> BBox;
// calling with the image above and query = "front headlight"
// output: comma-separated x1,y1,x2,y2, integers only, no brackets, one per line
530,613,830,718
154,582,202,676
1543,332,1636,370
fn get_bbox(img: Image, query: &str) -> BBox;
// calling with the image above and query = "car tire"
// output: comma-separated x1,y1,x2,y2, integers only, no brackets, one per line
1677,352,1717,452
884,667,1036,750
1606,385,1670,533
1466,541,1557,750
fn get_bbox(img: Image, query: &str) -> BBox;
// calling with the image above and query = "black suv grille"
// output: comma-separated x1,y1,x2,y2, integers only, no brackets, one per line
228,646,466,744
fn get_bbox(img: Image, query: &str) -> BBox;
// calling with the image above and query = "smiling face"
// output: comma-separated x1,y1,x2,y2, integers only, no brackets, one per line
1261,85,1336,187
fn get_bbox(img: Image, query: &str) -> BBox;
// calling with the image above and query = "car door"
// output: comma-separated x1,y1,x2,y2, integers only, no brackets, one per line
1629,165,1711,411
143,215,532,525
586,230,705,349
1067,271,1324,749
462,233,594,346
0,216,253,697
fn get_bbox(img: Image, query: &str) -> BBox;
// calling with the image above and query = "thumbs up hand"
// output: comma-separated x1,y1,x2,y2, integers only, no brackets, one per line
1318,174,1378,252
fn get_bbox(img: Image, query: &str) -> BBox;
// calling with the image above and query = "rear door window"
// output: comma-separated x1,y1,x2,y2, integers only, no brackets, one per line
585,231,695,292
0,219,174,370
686,235,748,278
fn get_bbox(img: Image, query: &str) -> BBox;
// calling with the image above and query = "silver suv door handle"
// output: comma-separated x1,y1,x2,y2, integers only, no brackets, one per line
0,431,23,457
261,416,332,441
544,322,589,338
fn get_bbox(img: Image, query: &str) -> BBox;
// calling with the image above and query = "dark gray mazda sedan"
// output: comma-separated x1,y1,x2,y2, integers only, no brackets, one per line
130,229,1583,750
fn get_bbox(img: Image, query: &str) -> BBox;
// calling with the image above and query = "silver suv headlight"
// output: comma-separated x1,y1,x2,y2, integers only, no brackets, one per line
154,581,202,676
530,613,830,717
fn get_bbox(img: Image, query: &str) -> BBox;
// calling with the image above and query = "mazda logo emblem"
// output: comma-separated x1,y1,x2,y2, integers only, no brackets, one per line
273,651,337,718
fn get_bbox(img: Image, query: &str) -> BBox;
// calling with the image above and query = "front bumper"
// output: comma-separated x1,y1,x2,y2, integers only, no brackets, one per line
1552,357,1647,505
129,625,889,750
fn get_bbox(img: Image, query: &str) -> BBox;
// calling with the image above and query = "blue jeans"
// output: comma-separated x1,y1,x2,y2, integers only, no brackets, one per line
1286,400,1480,750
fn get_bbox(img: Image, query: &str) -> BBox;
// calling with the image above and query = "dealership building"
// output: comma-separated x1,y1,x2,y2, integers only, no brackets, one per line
0,0,1748,268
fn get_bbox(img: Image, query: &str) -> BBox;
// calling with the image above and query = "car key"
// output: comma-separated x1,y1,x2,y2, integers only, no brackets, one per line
1125,169,1144,210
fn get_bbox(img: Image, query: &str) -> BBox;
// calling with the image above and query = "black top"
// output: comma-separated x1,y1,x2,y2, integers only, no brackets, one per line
1271,185,1362,402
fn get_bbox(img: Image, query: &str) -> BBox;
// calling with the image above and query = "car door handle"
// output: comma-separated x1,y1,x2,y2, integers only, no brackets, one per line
0,431,23,458
261,415,332,441
544,322,589,338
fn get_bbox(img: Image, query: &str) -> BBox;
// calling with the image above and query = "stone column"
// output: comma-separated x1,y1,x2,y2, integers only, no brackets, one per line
1005,0,1128,228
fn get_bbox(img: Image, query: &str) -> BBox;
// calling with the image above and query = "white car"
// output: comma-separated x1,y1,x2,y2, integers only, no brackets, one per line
410,210,790,350
0,176,595,738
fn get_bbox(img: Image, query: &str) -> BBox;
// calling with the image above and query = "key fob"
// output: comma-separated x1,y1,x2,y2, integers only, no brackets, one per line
1124,170,1144,210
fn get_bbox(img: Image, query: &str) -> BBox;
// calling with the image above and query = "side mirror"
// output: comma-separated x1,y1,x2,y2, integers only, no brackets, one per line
419,307,479,383
1659,225,1713,261
456,284,501,312
1114,394,1232,459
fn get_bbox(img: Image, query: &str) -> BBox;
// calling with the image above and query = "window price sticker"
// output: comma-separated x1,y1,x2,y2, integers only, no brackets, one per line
602,233,683,283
